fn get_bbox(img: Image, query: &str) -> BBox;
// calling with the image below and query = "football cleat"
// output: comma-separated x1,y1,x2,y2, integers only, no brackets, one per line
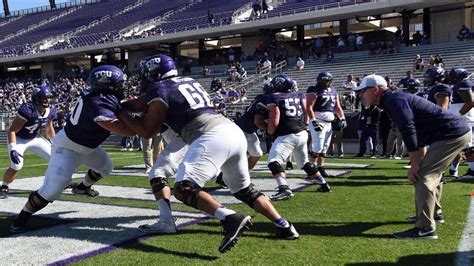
276,222,300,240
219,214,252,253
406,214,444,224
316,183,332,193
0,185,9,199
270,186,294,201
72,184,100,197
138,219,177,234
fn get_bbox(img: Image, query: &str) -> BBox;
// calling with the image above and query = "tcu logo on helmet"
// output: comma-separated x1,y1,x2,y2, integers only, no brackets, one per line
146,57,161,70
273,76,286,85
94,70,113,80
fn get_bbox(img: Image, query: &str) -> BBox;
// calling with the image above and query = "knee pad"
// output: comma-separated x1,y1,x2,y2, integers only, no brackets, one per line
28,191,51,212
174,180,201,208
87,169,103,182
268,161,285,175
233,183,264,208
150,177,169,194
303,162,318,176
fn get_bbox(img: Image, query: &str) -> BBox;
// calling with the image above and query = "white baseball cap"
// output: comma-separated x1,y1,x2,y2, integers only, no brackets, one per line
355,74,388,91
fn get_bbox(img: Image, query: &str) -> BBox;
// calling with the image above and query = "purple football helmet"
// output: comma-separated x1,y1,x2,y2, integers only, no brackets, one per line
317,71,333,88
140,54,178,83
32,85,53,108
423,66,445,86
448,67,470,84
271,74,296,93
89,65,126,99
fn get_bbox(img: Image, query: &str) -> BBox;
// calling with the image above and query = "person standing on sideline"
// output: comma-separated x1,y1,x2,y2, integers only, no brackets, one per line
355,74,470,239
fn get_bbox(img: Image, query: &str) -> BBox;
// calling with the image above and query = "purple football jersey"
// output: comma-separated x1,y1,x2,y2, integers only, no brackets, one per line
16,103,57,139
427,84,452,105
267,92,306,137
307,85,338,112
452,80,473,104
144,77,217,135
235,94,268,134
64,92,121,148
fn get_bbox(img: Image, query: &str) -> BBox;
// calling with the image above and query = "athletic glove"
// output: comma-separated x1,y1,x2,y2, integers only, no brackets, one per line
311,120,324,132
9,150,22,164
338,119,347,129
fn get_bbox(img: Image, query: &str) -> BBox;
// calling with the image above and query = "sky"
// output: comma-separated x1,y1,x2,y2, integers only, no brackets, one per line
6,0,71,12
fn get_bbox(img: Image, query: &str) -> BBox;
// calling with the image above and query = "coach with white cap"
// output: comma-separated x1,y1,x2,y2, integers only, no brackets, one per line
355,74,471,239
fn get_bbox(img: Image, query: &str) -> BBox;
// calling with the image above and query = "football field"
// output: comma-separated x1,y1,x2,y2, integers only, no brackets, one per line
0,147,472,265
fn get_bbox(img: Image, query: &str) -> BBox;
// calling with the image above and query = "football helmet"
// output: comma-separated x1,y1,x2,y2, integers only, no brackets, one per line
139,54,178,83
89,65,126,100
406,78,421,93
448,67,470,84
423,67,445,86
262,83,273,95
32,85,53,108
316,71,333,88
270,74,296,93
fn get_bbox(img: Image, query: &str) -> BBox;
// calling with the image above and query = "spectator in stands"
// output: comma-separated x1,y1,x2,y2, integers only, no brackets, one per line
368,41,377,55
413,54,424,73
276,44,287,62
295,57,305,71
356,34,364,51
457,25,471,41
261,0,269,14
312,37,323,59
420,34,430,45
384,76,396,91
255,40,265,59
324,50,334,64
347,32,356,52
228,46,236,62
236,62,247,78
210,77,223,92
397,71,413,88
394,26,403,48
342,75,357,110
214,53,222,64
262,57,272,72
201,65,210,77
252,1,262,17
262,74,272,85
337,36,345,53
380,41,388,54
239,86,248,102
434,54,444,67
412,31,422,46
386,40,395,54
207,10,215,24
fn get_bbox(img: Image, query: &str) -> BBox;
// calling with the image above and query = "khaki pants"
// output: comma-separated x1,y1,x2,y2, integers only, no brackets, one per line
142,134,164,169
415,131,471,231
386,128,404,157
328,130,343,155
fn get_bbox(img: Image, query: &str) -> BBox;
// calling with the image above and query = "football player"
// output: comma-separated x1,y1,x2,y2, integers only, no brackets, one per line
264,74,331,201
1,86,56,199
234,83,272,170
121,55,189,234
9,65,137,233
446,67,474,178
405,78,421,94
118,54,299,253
306,71,346,177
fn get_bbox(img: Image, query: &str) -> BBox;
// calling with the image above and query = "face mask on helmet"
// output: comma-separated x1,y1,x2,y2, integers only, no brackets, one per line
423,67,444,86
448,68,470,84
89,65,126,100
317,72,333,88
32,86,53,108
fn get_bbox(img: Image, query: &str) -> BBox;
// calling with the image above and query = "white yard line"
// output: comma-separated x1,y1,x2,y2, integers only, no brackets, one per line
456,196,474,266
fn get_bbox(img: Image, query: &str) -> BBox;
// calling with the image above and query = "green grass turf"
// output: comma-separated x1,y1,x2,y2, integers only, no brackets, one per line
1,147,473,264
